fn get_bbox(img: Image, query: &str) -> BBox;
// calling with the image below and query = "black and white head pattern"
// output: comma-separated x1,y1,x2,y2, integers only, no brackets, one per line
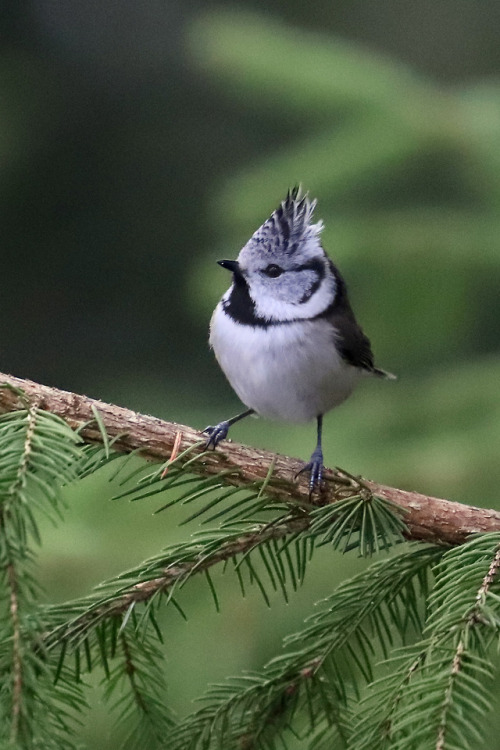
223,187,338,325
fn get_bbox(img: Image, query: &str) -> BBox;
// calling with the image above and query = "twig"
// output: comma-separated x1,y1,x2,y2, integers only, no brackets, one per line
0,371,498,547
120,633,149,715
161,430,182,477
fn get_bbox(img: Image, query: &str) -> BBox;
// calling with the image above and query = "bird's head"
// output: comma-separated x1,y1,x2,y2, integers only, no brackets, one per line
218,187,337,323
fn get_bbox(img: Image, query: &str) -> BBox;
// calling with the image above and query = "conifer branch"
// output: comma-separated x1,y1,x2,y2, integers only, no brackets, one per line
120,633,149,715
7,562,22,745
476,543,500,602
1,402,39,744
0,371,498,547
167,544,441,750
352,533,500,750
43,518,309,647
0,405,86,748
435,540,500,750
436,641,464,750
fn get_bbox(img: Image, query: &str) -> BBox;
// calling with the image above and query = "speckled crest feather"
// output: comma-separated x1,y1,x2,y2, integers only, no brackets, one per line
241,186,324,262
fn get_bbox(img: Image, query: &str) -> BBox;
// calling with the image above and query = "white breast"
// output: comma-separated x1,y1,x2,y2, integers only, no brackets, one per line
209,304,361,423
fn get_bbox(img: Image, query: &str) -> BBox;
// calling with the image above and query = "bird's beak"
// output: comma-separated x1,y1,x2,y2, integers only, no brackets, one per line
217,259,240,274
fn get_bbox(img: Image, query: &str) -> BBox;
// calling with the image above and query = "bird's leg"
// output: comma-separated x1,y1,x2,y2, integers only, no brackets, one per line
297,415,325,494
203,408,255,449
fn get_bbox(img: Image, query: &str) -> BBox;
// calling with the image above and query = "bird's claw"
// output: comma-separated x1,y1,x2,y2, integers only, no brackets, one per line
296,448,324,495
203,421,230,449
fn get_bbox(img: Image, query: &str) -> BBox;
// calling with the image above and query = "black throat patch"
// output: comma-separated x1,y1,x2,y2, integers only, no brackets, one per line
222,274,269,326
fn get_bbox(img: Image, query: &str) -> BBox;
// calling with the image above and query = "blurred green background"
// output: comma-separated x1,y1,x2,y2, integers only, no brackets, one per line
3,1,500,746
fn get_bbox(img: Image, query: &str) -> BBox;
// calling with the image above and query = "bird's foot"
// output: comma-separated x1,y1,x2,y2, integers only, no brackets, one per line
296,447,324,495
203,421,230,449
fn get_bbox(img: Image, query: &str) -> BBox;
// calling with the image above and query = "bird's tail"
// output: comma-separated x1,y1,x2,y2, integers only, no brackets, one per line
372,367,397,380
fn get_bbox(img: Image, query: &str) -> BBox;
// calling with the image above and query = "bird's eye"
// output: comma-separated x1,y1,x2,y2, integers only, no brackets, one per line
263,264,283,278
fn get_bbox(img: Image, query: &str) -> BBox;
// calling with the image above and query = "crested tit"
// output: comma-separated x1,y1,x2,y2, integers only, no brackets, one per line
204,187,394,492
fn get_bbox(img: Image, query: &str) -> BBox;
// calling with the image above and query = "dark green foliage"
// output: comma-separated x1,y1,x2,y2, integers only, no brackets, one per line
308,492,408,555
350,534,500,750
2,398,500,748
0,402,85,748
167,545,442,750
102,627,175,750
0,398,413,748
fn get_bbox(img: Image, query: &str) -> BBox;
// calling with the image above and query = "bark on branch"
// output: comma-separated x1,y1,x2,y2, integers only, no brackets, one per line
0,371,498,547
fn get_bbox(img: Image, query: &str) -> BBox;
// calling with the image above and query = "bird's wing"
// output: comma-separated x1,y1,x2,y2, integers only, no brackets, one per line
323,264,395,379
327,305,376,372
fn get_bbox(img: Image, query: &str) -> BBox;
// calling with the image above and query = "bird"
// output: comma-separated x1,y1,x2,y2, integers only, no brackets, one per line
204,187,395,492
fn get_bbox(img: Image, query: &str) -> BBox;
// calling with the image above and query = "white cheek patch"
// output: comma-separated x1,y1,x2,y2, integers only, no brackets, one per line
297,269,321,303
276,271,313,302
253,273,336,322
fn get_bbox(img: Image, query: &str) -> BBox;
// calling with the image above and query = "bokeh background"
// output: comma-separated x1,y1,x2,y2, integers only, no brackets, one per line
3,1,500,747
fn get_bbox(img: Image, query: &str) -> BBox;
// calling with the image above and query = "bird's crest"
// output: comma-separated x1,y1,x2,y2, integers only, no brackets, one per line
270,186,323,255
245,186,323,259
